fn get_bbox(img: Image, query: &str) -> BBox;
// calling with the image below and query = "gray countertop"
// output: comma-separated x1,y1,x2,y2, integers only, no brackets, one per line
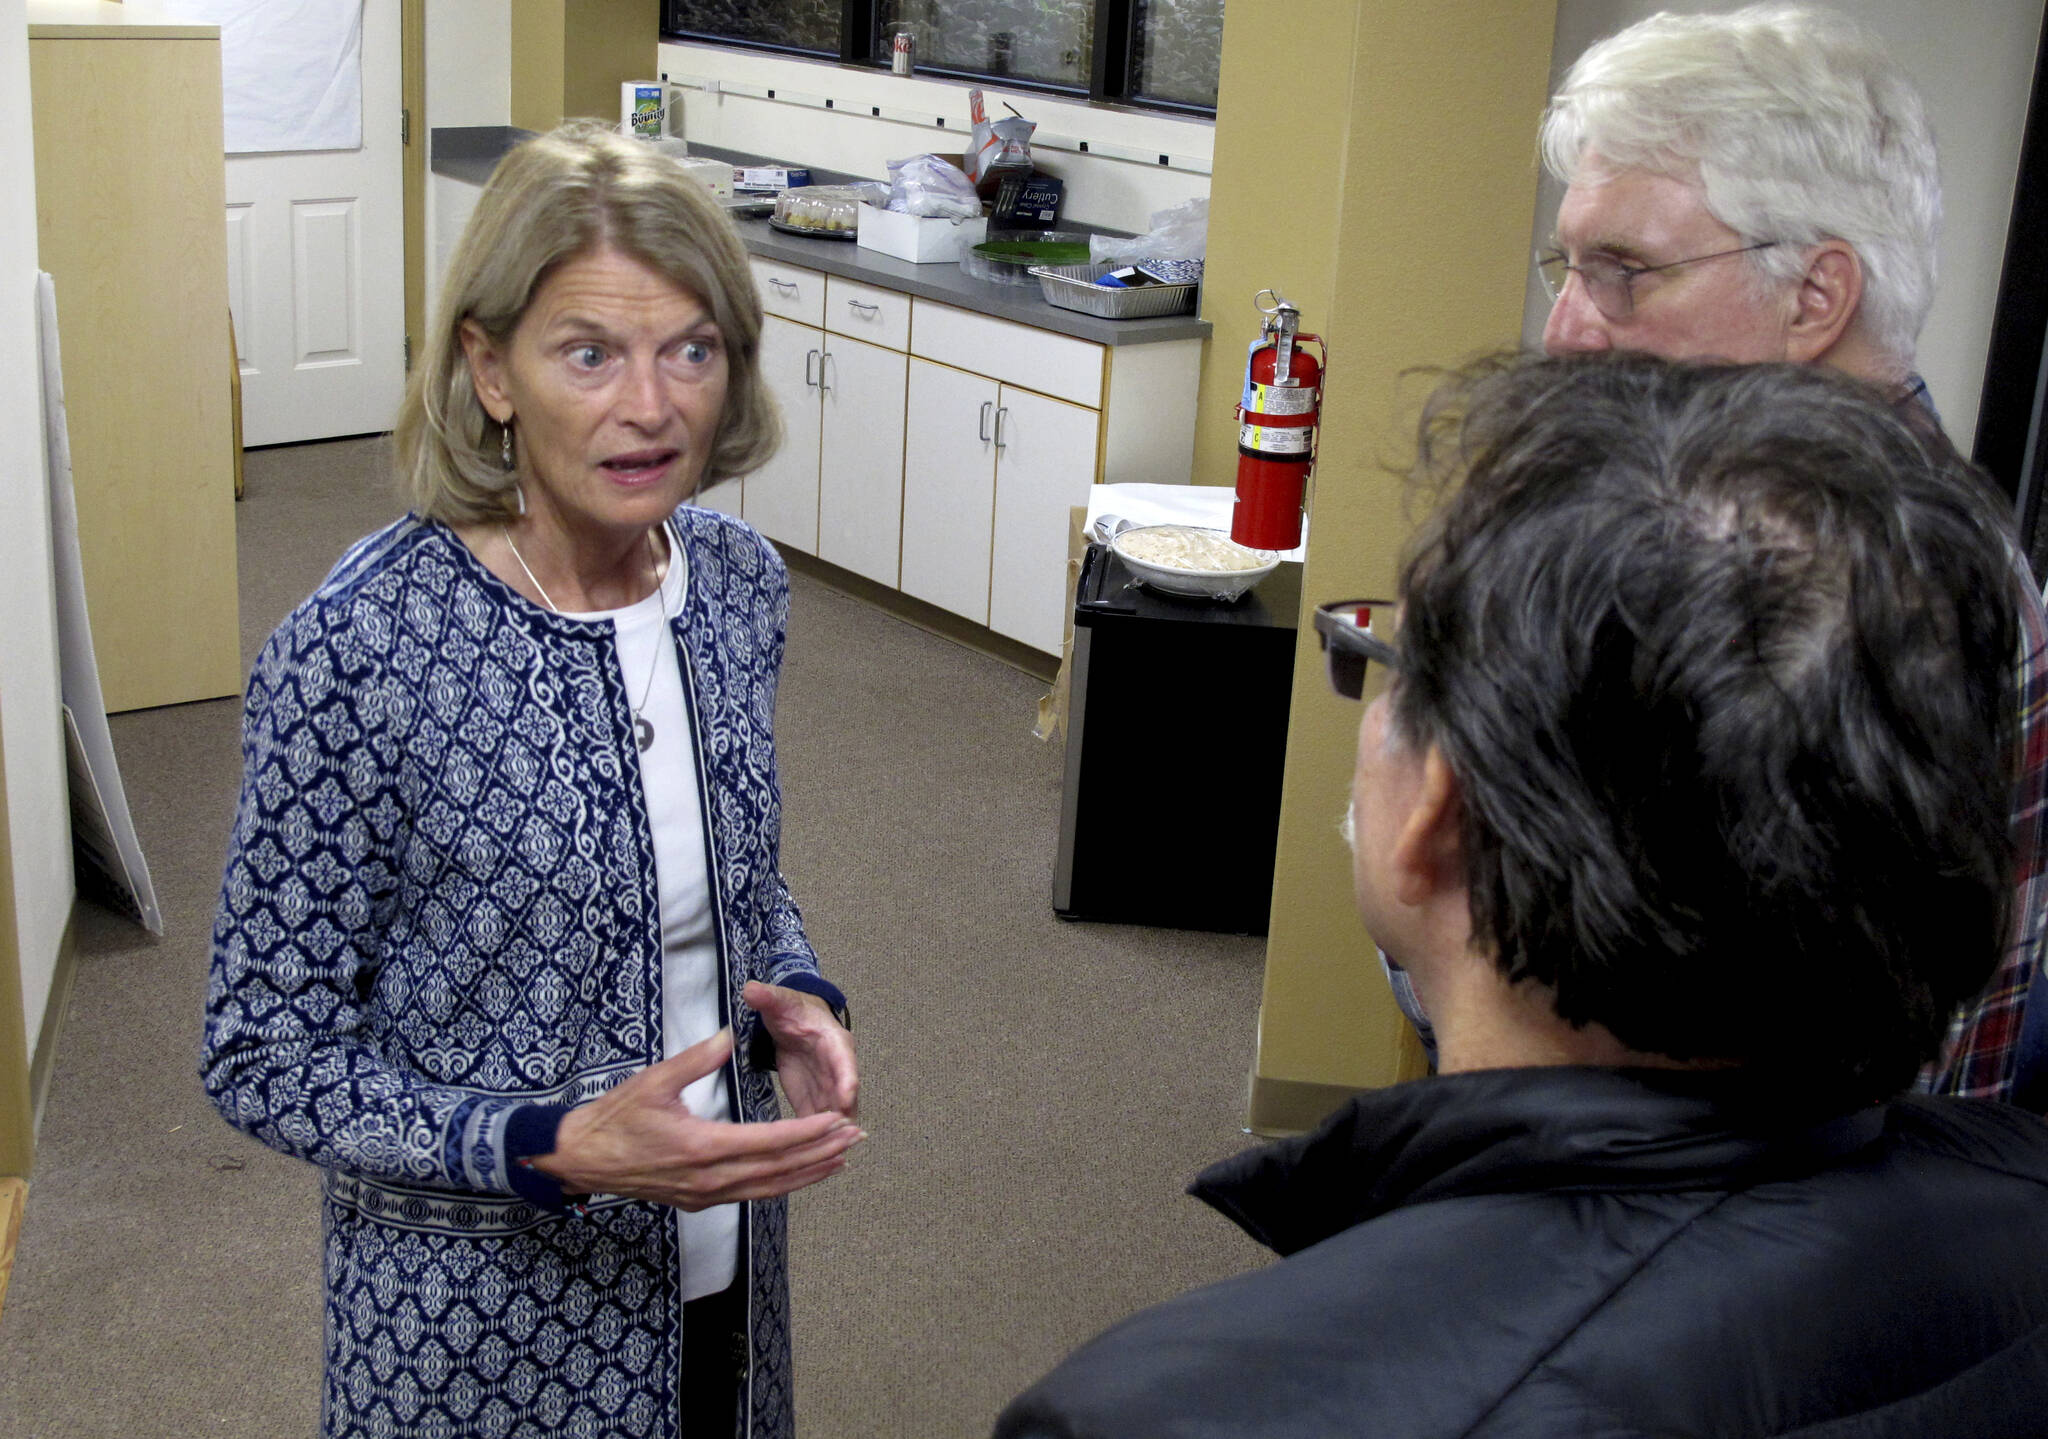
431,126,536,187
731,215,1209,345
430,129,1211,348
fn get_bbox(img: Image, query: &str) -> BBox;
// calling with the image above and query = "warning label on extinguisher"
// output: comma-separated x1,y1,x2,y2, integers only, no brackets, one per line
1248,383,1318,416
1240,422,1316,456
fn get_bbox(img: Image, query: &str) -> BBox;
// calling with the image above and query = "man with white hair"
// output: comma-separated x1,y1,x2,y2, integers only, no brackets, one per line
1531,2,2048,1107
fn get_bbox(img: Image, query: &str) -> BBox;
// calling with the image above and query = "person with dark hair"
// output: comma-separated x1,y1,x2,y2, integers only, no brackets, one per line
994,354,2048,1439
1535,2,2048,1107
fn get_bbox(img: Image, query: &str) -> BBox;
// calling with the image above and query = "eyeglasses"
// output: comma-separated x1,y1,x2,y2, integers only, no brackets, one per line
1536,241,1779,321
1313,599,1400,700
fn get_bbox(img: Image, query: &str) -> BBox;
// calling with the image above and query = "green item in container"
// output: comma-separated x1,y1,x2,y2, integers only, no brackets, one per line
971,238,1092,266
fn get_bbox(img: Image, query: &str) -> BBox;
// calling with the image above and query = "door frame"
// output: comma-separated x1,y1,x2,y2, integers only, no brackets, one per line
402,0,424,375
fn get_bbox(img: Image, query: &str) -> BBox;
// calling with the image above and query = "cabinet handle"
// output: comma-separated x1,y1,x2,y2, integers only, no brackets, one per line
818,349,833,394
978,400,993,443
994,405,1009,450
805,349,820,388
846,299,880,318
769,277,798,295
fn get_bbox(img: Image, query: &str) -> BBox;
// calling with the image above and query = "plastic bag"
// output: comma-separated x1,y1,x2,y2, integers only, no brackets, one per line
1091,196,1210,265
885,153,983,220
965,89,1035,194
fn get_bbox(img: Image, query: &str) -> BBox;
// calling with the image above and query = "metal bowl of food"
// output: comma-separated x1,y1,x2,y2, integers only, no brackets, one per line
1109,523,1281,601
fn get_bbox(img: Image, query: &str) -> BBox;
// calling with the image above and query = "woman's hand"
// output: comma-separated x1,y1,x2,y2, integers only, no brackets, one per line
744,980,860,1121
532,1027,862,1211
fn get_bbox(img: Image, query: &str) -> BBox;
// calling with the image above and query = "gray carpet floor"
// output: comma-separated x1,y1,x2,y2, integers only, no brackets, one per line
0,437,1272,1437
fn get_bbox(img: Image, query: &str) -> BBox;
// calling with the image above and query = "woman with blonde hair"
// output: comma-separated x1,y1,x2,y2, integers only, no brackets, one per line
204,121,858,1439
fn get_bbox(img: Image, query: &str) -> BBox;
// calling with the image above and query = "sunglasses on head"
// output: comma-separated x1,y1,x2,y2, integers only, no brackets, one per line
1312,599,1400,700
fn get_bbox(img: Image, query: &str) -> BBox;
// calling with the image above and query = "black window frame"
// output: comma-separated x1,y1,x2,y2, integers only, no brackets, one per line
660,0,1220,119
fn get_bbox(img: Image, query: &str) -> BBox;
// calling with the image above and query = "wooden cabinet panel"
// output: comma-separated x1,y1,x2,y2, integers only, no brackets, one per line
29,24,239,712
743,313,821,552
817,337,907,588
901,359,998,624
988,387,1100,654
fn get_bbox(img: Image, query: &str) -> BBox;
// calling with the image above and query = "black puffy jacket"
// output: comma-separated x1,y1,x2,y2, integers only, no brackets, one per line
996,1067,2048,1438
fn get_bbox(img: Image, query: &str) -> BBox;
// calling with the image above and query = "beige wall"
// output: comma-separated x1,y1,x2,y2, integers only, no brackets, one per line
656,41,1214,235
424,0,511,323
1231,0,1561,1132
509,0,566,133
429,0,510,129
510,0,656,133
1,0,70,1174
1186,2,1354,490
564,0,657,125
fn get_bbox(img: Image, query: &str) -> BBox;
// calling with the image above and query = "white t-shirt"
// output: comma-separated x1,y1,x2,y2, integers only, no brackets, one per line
563,523,737,1301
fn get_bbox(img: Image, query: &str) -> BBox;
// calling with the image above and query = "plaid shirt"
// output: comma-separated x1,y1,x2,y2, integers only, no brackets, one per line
1922,552,2048,1107
1903,374,2047,1108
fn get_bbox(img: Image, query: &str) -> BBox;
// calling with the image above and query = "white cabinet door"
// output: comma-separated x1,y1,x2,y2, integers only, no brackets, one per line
743,313,822,553
902,359,999,624
818,337,908,587
988,386,1100,654
694,471,745,518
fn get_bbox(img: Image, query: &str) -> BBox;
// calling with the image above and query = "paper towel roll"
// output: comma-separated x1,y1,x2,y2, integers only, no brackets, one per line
620,82,684,141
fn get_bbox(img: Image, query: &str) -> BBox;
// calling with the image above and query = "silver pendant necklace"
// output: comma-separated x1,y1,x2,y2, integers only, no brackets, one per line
500,524,673,753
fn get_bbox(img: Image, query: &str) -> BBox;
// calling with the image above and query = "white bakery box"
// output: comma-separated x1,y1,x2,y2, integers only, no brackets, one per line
856,206,988,263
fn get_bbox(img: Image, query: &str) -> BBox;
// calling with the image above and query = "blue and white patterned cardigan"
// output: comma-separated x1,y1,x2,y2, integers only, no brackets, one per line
203,506,832,1439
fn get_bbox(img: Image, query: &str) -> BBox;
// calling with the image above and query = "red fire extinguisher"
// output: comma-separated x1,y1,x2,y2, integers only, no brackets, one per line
1231,291,1324,552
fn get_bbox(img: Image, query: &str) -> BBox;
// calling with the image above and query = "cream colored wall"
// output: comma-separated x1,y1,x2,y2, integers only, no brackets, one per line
657,41,1212,234
424,0,511,322
1520,0,2045,449
1236,0,1560,1132
1,0,72,1143
428,0,509,128
1185,3,1351,490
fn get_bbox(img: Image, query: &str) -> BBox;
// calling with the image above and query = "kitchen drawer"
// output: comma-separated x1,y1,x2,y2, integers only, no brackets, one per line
910,300,1104,409
825,276,910,352
751,257,825,327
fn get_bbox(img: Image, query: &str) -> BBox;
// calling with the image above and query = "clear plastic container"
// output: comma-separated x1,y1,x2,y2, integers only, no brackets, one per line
772,186,865,235
960,232,1092,287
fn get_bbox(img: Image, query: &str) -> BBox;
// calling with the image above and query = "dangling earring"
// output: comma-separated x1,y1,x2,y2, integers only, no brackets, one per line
514,483,527,516
500,418,515,471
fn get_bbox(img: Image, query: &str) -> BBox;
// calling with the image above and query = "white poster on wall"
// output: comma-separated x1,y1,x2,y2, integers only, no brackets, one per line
157,0,363,153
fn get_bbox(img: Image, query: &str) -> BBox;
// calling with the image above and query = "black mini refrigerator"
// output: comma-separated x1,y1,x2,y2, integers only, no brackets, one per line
1052,543,1301,934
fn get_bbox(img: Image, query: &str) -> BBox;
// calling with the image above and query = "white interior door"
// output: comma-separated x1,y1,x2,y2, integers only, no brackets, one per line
223,0,403,446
